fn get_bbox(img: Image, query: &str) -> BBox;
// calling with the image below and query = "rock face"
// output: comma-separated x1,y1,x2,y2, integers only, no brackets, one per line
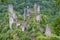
45,24,51,36
8,4,14,13
8,4,14,30
24,6,32,21
34,4,40,14
34,4,40,22
8,4,20,30
36,15,40,22
21,21,27,31
24,9,26,21
40,27,44,33
34,3,38,13
37,5,40,14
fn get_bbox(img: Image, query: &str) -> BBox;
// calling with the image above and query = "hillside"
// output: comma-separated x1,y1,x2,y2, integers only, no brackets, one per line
0,0,60,40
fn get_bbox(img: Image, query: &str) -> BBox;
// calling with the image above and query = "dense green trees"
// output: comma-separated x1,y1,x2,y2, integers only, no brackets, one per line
0,0,60,40
52,17,60,36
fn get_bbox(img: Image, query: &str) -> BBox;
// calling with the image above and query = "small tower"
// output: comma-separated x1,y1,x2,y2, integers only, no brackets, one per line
27,6,30,14
26,6,31,20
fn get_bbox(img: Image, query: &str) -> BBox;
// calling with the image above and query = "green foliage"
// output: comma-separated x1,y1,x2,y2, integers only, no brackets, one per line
0,11,60,40
54,0,60,8
0,0,60,40
51,17,60,36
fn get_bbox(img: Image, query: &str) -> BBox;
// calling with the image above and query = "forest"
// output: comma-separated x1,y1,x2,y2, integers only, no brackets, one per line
0,0,60,40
